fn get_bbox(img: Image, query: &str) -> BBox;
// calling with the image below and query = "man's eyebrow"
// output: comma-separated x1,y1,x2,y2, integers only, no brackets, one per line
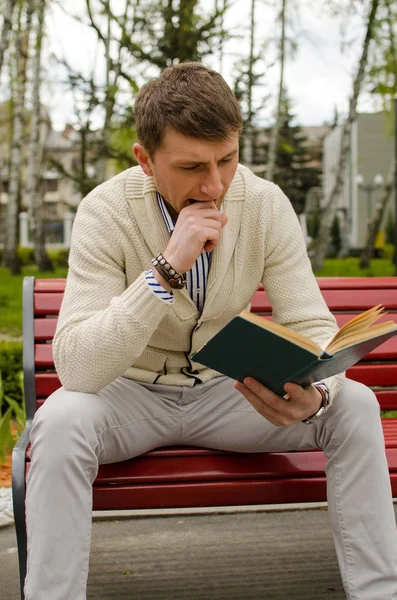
175,149,238,166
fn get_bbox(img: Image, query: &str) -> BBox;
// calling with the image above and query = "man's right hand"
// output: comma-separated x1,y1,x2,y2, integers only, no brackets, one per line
162,201,228,274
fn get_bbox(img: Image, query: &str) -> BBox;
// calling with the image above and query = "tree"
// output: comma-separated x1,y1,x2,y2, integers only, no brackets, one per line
311,0,380,272
232,0,270,166
358,0,397,268
3,0,34,274
359,159,395,268
0,0,16,78
89,0,225,71
26,0,53,271
269,94,322,215
215,0,228,75
51,0,228,193
265,0,287,182
366,0,397,114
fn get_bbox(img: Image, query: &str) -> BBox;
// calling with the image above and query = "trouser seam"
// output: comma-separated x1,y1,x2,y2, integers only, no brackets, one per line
97,414,180,437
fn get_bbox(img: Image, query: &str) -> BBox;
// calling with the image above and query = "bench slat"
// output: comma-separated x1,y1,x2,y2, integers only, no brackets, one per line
90,470,397,509
33,313,397,343
34,287,397,317
251,289,397,313
316,277,397,290
94,451,328,484
35,338,397,378
34,318,58,340
346,364,397,386
90,478,330,509
94,442,397,483
35,277,397,296
34,279,67,292
34,293,64,315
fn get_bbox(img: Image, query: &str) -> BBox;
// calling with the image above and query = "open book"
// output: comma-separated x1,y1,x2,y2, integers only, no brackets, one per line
191,305,397,396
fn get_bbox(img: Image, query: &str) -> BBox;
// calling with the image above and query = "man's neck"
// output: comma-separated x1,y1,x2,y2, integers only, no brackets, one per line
163,199,179,224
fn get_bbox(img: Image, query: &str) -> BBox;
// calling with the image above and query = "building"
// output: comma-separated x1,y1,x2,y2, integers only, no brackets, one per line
322,112,395,251
0,109,100,248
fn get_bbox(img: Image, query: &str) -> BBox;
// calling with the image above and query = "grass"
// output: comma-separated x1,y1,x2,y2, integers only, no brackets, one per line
0,266,67,338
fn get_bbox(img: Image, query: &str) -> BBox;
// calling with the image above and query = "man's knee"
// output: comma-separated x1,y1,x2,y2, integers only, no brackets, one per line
333,378,380,419
323,378,382,447
30,387,102,461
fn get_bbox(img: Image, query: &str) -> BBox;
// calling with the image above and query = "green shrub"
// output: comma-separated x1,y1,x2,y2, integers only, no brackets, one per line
17,247,35,266
0,342,23,412
47,248,69,268
0,369,25,463
0,247,36,266
0,247,69,268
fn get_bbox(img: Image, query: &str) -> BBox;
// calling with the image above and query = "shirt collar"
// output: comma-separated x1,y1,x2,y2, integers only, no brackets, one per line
156,192,175,233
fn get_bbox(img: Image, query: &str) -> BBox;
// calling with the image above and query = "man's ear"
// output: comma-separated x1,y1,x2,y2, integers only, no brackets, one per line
133,143,153,176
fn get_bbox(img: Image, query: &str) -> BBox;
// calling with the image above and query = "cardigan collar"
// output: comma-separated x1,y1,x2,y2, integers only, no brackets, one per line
125,165,245,321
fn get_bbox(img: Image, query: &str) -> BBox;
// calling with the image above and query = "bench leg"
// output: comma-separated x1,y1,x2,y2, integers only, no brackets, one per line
12,433,30,600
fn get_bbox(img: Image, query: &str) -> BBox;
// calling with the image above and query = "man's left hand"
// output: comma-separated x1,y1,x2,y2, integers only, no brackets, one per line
234,378,322,426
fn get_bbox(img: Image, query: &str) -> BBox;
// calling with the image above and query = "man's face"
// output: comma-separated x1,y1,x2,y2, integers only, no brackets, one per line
133,128,239,214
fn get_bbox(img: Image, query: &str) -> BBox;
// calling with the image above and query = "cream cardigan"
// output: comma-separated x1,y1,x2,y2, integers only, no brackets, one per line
53,164,344,402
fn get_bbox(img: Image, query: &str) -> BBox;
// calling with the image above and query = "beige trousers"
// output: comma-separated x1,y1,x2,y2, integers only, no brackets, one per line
25,376,397,599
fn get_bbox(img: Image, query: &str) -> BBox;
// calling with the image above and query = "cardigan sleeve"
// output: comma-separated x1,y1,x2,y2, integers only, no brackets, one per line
53,192,172,394
260,184,345,404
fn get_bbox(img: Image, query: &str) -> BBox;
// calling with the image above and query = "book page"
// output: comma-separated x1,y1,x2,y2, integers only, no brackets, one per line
326,307,397,354
240,311,322,355
328,305,385,343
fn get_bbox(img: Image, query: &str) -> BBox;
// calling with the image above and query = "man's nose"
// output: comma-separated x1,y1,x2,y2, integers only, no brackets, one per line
200,169,223,200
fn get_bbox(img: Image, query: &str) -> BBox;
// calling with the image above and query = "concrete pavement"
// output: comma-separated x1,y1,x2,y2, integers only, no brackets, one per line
0,505,349,599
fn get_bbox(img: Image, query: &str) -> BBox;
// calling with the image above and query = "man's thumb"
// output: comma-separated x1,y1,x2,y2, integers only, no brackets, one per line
220,213,228,229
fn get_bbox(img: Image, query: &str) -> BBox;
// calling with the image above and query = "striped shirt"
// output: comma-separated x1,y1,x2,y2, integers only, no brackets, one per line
145,193,213,312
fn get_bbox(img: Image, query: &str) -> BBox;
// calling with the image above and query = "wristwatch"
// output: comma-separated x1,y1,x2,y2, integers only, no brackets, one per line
302,383,330,425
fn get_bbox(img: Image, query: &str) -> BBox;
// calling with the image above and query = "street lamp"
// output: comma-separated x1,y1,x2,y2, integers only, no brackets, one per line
355,173,384,222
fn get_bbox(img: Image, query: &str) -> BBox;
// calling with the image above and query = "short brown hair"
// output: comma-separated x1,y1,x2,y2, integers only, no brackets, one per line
134,62,242,156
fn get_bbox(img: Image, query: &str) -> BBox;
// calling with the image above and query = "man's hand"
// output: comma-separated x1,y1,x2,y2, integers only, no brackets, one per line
163,201,228,274
234,378,323,427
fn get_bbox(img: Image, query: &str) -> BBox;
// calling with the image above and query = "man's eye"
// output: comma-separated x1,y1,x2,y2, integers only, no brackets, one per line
220,158,232,164
182,165,199,171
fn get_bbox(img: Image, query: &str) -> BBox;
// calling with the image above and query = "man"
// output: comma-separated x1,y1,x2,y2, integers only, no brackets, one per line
25,62,397,599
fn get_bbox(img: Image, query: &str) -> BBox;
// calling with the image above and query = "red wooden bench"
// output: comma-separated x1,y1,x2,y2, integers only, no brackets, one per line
12,276,397,599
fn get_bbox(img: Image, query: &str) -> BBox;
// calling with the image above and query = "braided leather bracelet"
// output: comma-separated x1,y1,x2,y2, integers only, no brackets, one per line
152,254,185,289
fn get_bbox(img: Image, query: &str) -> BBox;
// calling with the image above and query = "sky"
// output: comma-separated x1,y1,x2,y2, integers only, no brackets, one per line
40,0,376,131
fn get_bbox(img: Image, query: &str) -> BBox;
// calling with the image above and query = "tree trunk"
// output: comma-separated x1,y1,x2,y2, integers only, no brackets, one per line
95,0,111,184
4,0,34,274
359,160,395,269
26,0,53,271
265,0,286,182
311,0,380,272
85,0,132,184
313,0,379,271
242,0,255,166
0,0,16,78
215,0,227,74
359,0,396,270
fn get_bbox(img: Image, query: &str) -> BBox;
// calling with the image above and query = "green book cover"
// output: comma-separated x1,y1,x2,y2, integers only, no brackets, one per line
191,314,397,397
